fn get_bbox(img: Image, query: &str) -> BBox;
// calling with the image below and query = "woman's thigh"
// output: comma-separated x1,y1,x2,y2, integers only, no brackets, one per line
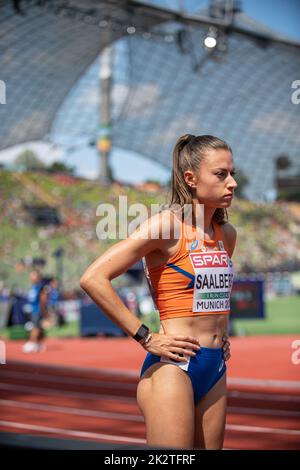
194,372,227,450
137,363,195,449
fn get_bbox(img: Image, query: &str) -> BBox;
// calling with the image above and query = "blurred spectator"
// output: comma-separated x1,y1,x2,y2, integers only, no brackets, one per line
126,290,139,315
118,287,141,317
47,277,64,327
22,270,48,353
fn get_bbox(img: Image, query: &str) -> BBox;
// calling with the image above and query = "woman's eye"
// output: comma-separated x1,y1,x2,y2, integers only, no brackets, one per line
216,171,236,178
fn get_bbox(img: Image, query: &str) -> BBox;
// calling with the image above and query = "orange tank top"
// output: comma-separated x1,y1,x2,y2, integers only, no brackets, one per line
144,217,235,320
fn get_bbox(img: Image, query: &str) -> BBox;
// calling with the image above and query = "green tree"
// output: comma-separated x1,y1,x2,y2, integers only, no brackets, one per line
14,150,45,171
47,161,75,175
275,154,291,171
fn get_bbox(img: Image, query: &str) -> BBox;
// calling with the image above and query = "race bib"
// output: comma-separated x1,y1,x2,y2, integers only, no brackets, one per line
189,250,234,313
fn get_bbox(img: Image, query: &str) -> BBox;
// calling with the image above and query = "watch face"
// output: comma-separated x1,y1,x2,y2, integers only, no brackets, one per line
139,325,149,338
134,324,149,341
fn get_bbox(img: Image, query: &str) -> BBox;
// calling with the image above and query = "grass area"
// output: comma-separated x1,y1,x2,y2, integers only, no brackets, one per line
0,320,79,340
45,320,79,338
1,295,299,339
143,295,300,336
233,295,300,335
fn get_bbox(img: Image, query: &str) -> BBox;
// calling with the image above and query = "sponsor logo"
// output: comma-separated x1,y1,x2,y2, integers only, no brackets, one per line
291,339,300,365
190,240,199,250
0,80,6,105
291,80,300,105
190,252,229,268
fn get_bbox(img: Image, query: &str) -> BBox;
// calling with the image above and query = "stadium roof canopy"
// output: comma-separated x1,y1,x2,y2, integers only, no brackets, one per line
0,0,299,200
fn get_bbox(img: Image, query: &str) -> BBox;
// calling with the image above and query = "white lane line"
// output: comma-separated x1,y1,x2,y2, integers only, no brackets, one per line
1,398,300,423
226,424,300,436
8,369,299,393
228,391,300,403
228,378,300,390
0,420,146,444
0,399,143,422
0,383,136,403
7,360,140,379
227,406,300,418
1,381,299,407
0,370,136,391
2,369,300,403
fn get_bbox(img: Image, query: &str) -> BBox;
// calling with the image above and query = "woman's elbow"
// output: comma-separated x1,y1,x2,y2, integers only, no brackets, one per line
79,272,106,291
80,272,93,290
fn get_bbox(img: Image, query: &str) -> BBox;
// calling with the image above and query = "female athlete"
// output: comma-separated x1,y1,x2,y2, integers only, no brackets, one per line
80,134,238,449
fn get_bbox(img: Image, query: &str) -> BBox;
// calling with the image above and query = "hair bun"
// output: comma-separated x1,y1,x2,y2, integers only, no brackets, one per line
178,134,195,151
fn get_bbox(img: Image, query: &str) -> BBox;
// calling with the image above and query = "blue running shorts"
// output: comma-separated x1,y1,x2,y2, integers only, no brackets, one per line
140,346,226,404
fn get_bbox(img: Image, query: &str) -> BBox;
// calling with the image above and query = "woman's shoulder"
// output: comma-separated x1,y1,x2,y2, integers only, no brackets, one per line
143,209,183,268
222,222,237,240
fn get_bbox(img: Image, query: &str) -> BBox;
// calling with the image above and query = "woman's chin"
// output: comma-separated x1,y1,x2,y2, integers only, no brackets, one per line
202,198,233,208
218,199,233,208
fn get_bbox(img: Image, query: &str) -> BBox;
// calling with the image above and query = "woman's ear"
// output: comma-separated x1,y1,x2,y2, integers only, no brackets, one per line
183,170,197,188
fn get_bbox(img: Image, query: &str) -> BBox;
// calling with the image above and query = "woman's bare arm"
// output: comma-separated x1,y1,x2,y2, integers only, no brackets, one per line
80,214,163,337
80,212,201,359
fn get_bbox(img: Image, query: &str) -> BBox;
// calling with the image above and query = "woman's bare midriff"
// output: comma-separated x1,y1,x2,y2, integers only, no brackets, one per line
159,314,228,349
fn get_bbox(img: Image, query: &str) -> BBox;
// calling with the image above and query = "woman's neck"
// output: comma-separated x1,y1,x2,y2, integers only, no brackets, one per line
190,201,216,239
204,207,216,234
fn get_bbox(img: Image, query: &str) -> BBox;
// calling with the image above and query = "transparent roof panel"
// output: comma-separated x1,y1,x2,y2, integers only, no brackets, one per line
0,0,299,201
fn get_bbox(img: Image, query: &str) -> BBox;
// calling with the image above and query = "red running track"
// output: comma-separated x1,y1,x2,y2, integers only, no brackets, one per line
0,335,299,449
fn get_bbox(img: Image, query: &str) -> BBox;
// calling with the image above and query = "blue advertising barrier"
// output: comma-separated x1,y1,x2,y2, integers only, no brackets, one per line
0,296,28,327
80,301,126,337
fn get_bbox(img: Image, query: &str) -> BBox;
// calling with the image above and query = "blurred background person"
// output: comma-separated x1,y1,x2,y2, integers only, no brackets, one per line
47,277,64,327
22,270,47,353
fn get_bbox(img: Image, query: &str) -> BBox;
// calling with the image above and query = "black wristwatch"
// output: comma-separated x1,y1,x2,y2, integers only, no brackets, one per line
133,323,150,343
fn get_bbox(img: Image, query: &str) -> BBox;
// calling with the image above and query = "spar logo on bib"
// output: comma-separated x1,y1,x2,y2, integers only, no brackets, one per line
190,251,229,269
